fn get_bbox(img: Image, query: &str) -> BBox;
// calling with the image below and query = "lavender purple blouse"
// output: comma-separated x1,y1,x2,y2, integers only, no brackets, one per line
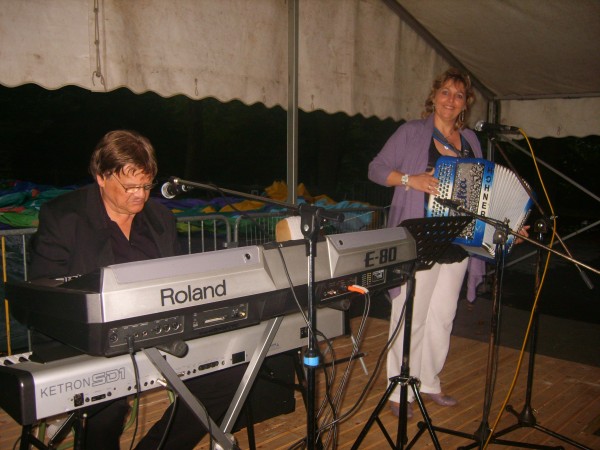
368,114,485,301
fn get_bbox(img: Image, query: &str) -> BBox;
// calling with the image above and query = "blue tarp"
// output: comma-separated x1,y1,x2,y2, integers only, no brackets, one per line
0,180,374,231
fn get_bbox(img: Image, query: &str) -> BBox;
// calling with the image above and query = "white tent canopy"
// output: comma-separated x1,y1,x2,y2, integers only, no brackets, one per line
1,0,599,138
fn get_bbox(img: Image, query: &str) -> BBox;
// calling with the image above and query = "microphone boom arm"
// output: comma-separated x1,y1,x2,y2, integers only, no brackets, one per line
437,198,599,275
167,177,344,225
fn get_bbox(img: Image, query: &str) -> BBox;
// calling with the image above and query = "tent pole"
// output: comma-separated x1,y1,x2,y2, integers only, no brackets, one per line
486,100,499,160
286,0,299,205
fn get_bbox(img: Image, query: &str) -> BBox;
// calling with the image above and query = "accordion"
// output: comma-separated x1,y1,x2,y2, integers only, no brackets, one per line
426,157,533,259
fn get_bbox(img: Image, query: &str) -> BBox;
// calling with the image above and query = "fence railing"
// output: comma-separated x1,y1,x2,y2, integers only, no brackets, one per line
231,207,387,246
176,214,232,253
1,206,387,354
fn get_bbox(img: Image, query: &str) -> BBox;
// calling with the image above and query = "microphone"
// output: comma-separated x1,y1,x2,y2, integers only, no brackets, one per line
435,198,463,210
161,180,193,199
474,120,520,134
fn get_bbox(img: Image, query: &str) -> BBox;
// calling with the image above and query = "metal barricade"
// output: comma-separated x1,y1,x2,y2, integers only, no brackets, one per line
232,211,291,246
176,214,233,253
1,229,36,354
232,206,388,245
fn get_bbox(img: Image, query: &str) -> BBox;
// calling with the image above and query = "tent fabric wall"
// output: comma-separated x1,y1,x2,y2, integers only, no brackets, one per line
0,0,91,89
0,0,291,107
0,0,488,126
295,0,486,123
500,98,600,139
395,0,600,139
99,0,290,109
0,0,597,138
397,0,600,99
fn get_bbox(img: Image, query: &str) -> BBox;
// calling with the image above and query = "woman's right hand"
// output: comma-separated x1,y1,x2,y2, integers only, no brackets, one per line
408,169,439,196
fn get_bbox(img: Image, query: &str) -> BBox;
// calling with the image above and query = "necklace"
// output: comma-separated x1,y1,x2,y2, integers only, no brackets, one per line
433,127,464,157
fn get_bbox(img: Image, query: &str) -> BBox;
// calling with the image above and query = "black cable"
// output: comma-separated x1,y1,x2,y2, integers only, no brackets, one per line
318,284,409,432
156,392,179,450
317,288,371,448
126,335,141,450
206,187,352,448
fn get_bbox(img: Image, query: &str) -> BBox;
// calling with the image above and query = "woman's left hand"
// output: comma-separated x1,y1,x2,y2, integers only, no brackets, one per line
514,225,530,245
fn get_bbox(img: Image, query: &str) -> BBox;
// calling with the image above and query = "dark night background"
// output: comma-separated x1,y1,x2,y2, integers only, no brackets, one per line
1,83,598,326
1,83,599,223
0,84,401,200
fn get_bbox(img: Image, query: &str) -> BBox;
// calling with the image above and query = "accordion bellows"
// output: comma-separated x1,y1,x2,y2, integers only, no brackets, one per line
427,157,533,259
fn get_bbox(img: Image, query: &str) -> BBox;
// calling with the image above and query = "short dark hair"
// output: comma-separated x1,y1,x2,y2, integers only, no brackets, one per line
89,130,158,179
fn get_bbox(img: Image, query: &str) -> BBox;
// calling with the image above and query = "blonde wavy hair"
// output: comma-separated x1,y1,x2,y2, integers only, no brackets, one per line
422,68,475,130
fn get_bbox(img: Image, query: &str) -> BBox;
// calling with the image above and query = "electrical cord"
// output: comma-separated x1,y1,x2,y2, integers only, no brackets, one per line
126,335,141,450
312,279,411,447
188,186,365,449
483,129,557,449
156,392,179,450
316,285,371,449
286,284,408,450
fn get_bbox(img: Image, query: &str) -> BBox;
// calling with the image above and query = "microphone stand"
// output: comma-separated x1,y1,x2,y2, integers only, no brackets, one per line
492,218,593,450
436,199,598,276
481,135,596,449
410,200,596,450
167,177,344,450
488,133,595,289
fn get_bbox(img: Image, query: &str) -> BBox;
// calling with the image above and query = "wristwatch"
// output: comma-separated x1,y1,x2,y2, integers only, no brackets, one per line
401,173,410,190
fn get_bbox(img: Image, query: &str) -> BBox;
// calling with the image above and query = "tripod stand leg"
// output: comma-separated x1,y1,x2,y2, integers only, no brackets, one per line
492,331,589,450
351,379,396,450
405,382,442,450
351,373,444,450
491,222,591,450
396,376,409,449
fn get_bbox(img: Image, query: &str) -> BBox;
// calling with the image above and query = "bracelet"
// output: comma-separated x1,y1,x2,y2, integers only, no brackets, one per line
401,173,410,191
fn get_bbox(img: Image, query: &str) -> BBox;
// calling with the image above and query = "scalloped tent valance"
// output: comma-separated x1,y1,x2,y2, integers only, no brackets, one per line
0,0,598,138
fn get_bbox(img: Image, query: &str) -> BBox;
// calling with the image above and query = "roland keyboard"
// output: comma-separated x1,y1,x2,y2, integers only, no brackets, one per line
6,227,415,356
0,308,344,425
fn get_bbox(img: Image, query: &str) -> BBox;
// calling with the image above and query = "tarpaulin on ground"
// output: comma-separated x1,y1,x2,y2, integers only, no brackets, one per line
0,180,374,231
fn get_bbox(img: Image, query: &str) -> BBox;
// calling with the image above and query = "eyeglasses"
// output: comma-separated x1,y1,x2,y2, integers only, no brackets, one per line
111,175,156,194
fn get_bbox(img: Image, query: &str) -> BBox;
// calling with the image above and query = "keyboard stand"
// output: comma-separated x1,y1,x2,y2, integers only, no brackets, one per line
143,315,285,450
220,316,285,434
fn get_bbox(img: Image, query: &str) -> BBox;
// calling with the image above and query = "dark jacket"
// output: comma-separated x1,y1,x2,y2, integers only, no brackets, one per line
29,183,179,279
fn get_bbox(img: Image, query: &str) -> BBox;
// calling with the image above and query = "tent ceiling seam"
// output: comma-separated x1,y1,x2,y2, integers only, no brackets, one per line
382,0,495,101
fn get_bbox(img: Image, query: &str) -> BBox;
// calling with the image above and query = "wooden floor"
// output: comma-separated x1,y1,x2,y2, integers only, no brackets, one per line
1,317,599,449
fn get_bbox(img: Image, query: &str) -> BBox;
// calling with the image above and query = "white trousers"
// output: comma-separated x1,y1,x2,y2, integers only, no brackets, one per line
386,259,468,403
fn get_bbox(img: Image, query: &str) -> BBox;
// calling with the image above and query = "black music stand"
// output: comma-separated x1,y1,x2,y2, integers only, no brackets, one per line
351,215,473,450
405,216,514,450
